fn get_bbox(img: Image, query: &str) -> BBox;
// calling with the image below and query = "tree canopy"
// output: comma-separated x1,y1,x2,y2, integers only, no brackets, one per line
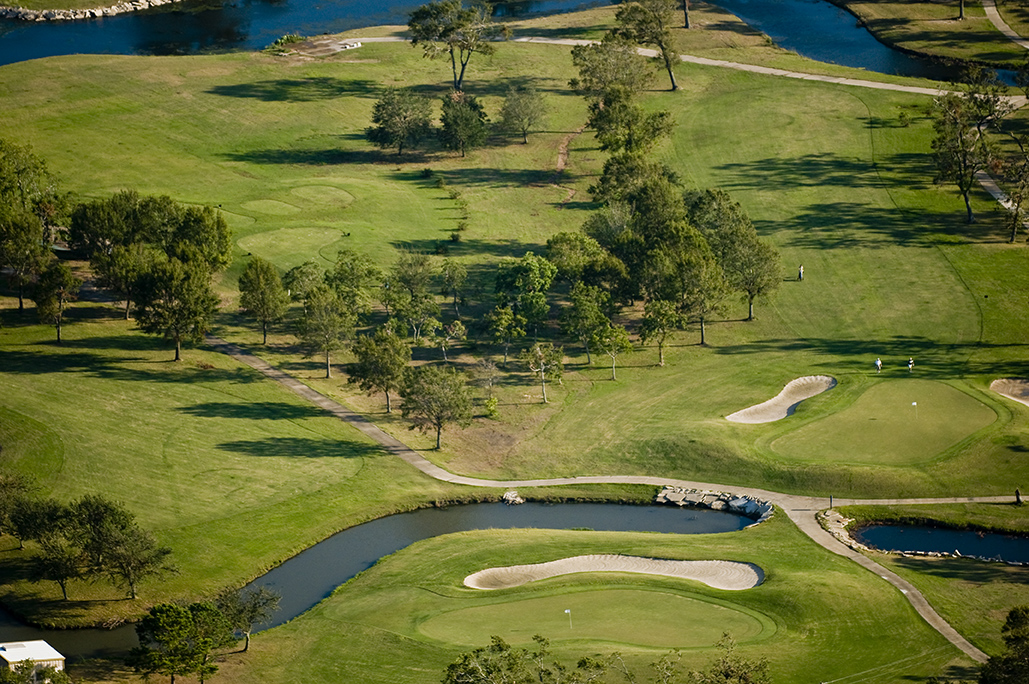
134,256,219,361
408,0,509,91
366,87,434,156
401,364,473,448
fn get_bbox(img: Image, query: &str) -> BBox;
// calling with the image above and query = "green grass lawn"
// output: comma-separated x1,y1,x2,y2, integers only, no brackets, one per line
187,517,969,684
771,379,997,465
2,7,1029,661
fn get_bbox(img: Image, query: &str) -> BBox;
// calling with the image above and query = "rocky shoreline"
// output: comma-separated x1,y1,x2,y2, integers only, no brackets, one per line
0,0,179,22
655,485,775,523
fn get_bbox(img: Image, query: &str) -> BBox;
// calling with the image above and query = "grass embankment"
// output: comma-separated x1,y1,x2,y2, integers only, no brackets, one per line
189,517,967,684
822,0,1027,68
1,7,1029,655
837,503,1029,655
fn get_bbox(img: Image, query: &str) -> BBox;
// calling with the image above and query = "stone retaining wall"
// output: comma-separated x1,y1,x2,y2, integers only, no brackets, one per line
0,0,179,22
655,486,775,523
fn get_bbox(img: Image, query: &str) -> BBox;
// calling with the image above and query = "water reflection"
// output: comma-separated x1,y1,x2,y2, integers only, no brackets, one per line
855,524,1029,563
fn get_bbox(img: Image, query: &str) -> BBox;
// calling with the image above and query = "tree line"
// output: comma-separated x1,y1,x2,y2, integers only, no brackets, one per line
0,472,174,600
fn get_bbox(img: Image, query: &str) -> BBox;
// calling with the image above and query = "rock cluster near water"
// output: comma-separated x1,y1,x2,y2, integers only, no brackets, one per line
656,486,774,523
0,0,179,22
502,491,525,505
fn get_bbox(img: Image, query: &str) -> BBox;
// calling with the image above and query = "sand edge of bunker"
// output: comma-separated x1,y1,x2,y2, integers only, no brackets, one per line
726,376,838,424
464,555,765,591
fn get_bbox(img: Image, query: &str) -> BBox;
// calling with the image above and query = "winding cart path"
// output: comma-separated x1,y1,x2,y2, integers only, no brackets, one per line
206,334,1015,663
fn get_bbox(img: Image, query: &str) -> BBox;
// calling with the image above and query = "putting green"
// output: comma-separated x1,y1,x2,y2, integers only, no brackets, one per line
417,589,766,648
771,380,995,465
237,227,343,269
290,185,355,206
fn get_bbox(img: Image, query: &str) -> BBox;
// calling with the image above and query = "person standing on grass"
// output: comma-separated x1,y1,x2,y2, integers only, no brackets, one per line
908,357,914,373
798,265,804,281
875,357,882,373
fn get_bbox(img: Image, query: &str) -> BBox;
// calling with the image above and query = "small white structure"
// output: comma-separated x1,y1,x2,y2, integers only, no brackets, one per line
0,641,65,674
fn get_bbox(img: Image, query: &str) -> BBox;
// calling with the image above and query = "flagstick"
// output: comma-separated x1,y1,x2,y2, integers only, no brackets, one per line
565,609,572,629
912,401,918,420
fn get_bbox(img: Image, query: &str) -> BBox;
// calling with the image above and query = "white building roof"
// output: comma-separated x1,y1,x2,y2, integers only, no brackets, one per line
0,641,65,664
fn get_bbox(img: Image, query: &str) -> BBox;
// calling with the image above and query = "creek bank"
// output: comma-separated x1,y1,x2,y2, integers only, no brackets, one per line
655,486,775,523
0,0,178,21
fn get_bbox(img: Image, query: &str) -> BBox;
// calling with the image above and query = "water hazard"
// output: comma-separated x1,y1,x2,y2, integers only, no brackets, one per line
854,524,1029,563
0,501,752,661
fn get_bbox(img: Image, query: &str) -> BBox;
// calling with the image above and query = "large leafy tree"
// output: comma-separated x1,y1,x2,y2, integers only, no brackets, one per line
616,0,681,91
560,282,610,364
408,0,508,91
639,298,682,366
587,85,674,154
931,67,1011,224
130,604,202,684
349,327,412,413
238,256,289,344
0,138,64,241
401,364,473,449
485,304,525,365
34,259,81,343
282,260,323,307
569,34,654,103
366,87,433,156
29,531,82,601
134,257,219,361
0,210,49,312
495,251,557,339
216,586,281,653
297,285,356,379
440,258,467,316
105,524,175,599
499,84,547,144
980,606,1029,684
327,248,382,315
68,494,135,575
439,90,489,157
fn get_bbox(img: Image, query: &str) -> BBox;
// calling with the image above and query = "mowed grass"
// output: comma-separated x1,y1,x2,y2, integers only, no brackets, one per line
771,379,997,465
194,517,968,684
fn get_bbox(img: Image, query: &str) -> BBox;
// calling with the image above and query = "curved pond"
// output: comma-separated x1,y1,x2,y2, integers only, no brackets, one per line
0,501,752,661
854,524,1029,563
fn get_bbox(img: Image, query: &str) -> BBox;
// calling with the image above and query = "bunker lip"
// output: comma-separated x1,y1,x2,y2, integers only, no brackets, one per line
464,555,764,591
989,378,1029,407
726,375,837,423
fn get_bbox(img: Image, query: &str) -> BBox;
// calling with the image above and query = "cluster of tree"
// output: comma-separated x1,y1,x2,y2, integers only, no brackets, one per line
0,663,70,684
366,84,547,157
975,605,1029,684
68,189,231,359
0,474,174,600
0,138,84,340
443,633,770,684
128,587,280,684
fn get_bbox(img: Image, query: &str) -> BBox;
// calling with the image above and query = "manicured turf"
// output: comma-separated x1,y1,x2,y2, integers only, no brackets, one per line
771,379,997,465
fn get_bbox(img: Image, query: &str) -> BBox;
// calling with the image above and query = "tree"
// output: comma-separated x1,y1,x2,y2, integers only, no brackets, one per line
474,356,499,398
0,662,71,684
134,256,219,362
639,298,682,366
68,494,134,576
366,87,433,156
546,232,607,284
29,531,82,600
587,85,674,154
443,636,530,684
216,586,281,653
0,210,49,313
349,327,412,413
690,634,771,684
560,282,611,364
980,606,1029,684
34,259,81,343
401,364,473,449
616,0,681,91
408,0,509,92
238,256,289,344
172,205,232,272
591,323,632,380
10,496,68,549
187,601,235,683
438,319,466,361
439,90,489,157
499,84,547,144
282,260,323,306
105,524,175,599
495,251,557,339
440,258,468,316
520,342,563,403
590,153,678,206
486,304,526,365
391,250,435,302
0,138,61,222
569,34,654,103
130,603,203,684
296,285,356,378
931,67,1012,224
685,189,780,320
96,242,159,320
0,472,36,539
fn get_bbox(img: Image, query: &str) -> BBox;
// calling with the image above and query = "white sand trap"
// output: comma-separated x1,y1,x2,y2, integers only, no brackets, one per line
726,375,837,424
990,378,1029,407
464,555,763,591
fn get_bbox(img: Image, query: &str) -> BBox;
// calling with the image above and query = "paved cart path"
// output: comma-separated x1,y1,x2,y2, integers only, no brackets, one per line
207,335,1018,663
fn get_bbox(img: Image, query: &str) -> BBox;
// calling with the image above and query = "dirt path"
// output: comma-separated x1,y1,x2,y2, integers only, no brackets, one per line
206,334,1013,663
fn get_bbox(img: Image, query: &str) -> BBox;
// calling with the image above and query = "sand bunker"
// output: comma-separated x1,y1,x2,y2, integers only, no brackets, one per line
464,555,763,591
726,375,837,424
990,378,1029,407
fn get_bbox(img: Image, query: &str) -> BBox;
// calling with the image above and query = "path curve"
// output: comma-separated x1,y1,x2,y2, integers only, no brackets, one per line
206,334,1009,662
982,0,1029,51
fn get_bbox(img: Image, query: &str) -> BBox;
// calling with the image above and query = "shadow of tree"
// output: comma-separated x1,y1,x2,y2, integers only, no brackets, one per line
177,402,324,420
206,77,378,102
217,436,381,458
891,555,1029,585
